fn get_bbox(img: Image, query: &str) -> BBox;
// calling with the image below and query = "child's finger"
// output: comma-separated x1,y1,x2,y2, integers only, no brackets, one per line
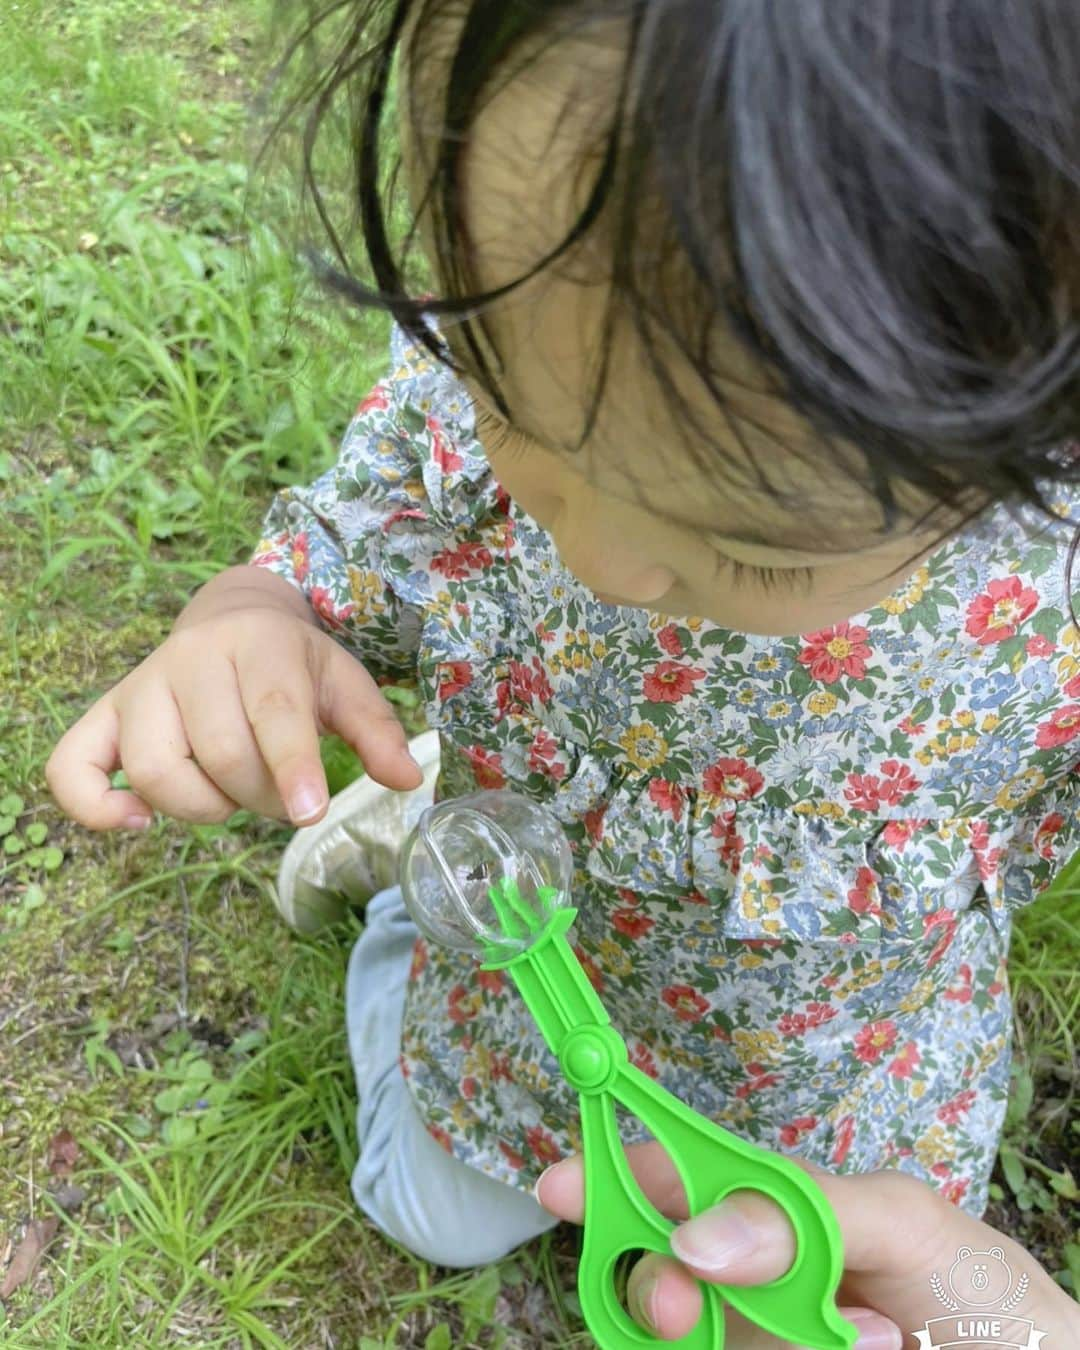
173,653,288,819
118,681,240,823
233,636,330,825
319,640,425,790
45,698,153,830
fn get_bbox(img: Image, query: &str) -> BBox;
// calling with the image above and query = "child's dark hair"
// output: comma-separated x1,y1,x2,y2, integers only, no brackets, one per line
273,0,1080,623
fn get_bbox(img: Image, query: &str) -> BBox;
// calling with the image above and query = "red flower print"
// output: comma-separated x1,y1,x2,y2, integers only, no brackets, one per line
648,778,686,822
843,760,920,811
923,909,958,968
461,1076,477,1100
888,1041,921,1078
1025,633,1056,658
657,623,684,658
629,1042,659,1079
1035,705,1080,749
941,1177,971,1207
490,1052,513,1083
1064,673,1080,699
779,1116,818,1148
409,940,428,981
642,660,707,704
711,812,745,875
528,728,566,780
882,818,929,849
661,984,710,1023
428,1124,454,1154
508,657,555,707
964,575,1039,645
475,968,505,996
525,1126,561,1167
703,757,765,801
448,984,477,1023
499,1140,526,1170
1034,810,1065,860
898,715,926,736
431,539,494,580
612,909,655,940
734,1064,782,1099
534,621,556,643
937,1089,977,1126
583,804,607,845
574,945,605,993
970,819,1004,878
797,621,873,683
309,586,356,631
437,660,473,701
853,1020,899,1064
427,413,463,473
778,1002,838,1036
288,532,310,583
944,963,973,1003
356,384,389,415
831,1114,856,1166
465,745,506,790
847,865,882,917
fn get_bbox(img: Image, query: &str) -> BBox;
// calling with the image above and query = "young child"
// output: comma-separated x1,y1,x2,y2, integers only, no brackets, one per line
48,2,1080,1343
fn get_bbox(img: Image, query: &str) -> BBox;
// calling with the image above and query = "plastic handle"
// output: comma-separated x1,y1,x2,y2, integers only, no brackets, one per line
488,886,856,1350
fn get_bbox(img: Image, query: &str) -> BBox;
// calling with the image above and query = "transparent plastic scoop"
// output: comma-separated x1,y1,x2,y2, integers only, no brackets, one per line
400,790,857,1350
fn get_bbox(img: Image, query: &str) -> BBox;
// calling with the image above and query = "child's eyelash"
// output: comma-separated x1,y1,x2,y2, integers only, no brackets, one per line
718,555,816,593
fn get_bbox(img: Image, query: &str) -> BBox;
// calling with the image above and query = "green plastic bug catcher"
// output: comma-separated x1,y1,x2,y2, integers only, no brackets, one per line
400,789,857,1350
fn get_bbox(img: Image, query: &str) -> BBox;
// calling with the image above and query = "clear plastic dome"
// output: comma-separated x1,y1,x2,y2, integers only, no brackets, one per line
399,790,573,957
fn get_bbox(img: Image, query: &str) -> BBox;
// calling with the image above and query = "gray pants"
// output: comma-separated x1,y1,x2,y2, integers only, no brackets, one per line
347,886,559,1266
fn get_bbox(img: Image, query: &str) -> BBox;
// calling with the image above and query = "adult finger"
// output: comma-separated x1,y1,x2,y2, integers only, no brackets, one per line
45,697,154,830
118,680,239,823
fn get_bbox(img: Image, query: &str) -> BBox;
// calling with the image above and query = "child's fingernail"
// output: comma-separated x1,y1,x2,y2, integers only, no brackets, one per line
670,1200,756,1273
847,1310,903,1350
125,814,151,830
290,786,324,823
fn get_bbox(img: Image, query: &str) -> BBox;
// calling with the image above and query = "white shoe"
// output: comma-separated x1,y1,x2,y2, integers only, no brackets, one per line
273,729,441,933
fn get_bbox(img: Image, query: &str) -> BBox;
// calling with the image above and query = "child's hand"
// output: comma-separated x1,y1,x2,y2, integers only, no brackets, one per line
46,565,423,830
537,1141,1080,1347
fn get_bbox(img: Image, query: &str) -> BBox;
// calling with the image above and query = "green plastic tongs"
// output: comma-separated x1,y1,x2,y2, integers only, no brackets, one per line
399,789,857,1350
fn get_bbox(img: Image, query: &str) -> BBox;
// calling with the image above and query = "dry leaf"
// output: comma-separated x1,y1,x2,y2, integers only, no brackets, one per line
0,1217,59,1300
47,1128,79,1178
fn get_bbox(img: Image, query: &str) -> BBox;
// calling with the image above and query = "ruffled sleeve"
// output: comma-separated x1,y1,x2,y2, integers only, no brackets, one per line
250,322,495,680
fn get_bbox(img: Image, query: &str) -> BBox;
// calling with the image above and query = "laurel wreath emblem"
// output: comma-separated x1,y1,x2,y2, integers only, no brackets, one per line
999,1272,1030,1313
930,1272,960,1312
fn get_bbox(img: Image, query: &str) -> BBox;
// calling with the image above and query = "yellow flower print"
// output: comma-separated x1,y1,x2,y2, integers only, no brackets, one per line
732,1028,783,1066
807,691,838,717
739,952,766,969
348,567,387,614
597,939,632,978
899,978,934,1014
619,723,669,771
994,765,1047,810
879,564,930,614
956,710,975,728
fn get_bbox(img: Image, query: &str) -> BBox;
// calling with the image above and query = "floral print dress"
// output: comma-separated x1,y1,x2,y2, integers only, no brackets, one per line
253,322,1080,1219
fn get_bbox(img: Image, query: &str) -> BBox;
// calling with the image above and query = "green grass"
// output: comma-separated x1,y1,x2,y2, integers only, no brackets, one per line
0,0,1076,1343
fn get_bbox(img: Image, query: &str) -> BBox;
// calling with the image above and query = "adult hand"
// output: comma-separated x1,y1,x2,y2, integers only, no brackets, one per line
537,1142,1080,1347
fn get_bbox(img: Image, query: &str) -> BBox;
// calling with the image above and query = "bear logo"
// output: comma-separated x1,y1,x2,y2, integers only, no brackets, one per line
947,1246,1014,1307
